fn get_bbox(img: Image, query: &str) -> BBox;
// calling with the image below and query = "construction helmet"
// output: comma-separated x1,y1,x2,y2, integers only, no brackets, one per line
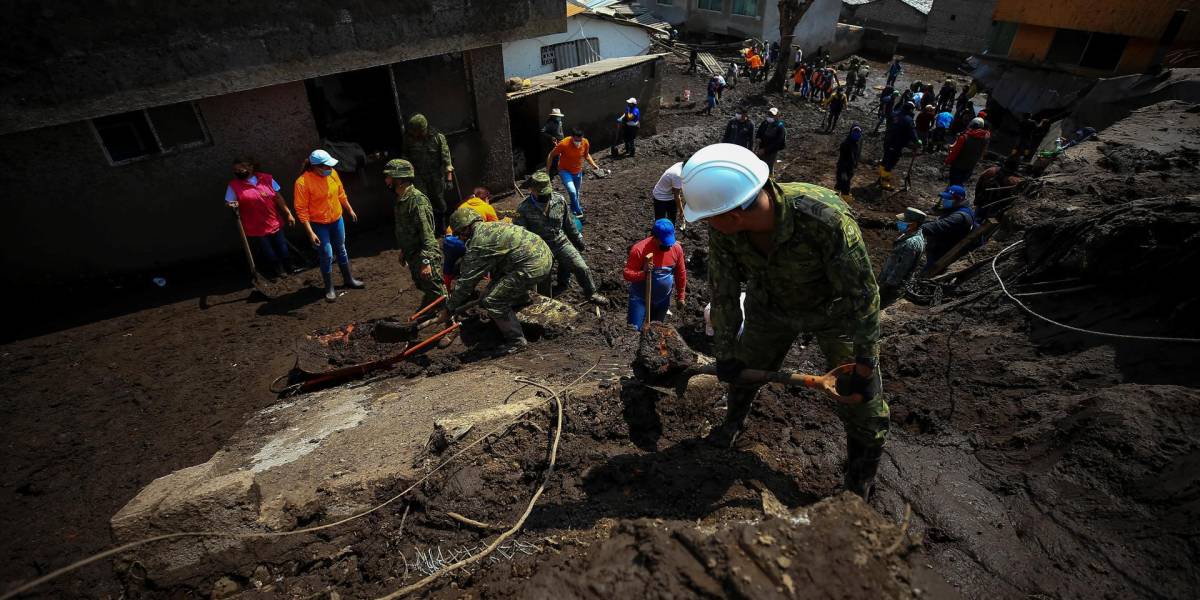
680,143,769,223
449,206,483,234
382,158,415,179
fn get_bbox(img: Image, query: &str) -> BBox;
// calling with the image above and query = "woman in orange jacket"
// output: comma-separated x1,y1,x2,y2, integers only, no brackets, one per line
294,149,365,302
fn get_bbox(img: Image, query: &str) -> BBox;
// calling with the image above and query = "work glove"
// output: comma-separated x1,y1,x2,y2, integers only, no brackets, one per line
836,358,881,403
715,359,745,385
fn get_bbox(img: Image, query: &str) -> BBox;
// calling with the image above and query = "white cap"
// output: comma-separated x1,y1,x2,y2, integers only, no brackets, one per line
768,107,779,116
627,97,637,104
681,143,770,222
308,149,339,167
549,108,564,117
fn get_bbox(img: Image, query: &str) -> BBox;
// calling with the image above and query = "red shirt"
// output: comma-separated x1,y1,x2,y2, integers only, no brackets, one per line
623,236,687,301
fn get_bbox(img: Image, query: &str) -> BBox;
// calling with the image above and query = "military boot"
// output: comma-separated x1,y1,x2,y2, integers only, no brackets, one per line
844,438,884,501
705,388,756,448
338,261,365,289
492,310,528,355
321,271,337,302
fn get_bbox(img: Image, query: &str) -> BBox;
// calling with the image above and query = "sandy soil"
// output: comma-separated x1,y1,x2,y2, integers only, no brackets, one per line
2,52,1198,600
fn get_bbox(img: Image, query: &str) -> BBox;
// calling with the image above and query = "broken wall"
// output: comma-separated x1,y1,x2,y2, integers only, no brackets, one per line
508,57,664,176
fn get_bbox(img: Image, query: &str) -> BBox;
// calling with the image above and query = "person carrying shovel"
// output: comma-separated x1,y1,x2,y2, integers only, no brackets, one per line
681,142,887,500
443,207,553,355
385,158,446,312
623,218,687,331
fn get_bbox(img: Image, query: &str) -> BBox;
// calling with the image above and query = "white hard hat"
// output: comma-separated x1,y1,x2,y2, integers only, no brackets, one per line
627,97,638,104
681,143,769,223
768,107,779,116
969,117,986,128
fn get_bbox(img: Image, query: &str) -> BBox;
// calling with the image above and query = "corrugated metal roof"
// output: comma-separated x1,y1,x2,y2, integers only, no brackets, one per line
507,54,665,100
842,0,932,15
566,1,588,18
632,12,671,31
581,0,619,9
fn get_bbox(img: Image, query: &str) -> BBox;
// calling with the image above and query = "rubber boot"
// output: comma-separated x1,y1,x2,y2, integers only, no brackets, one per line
338,262,365,289
880,169,895,190
580,270,607,304
321,271,337,302
876,164,887,187
273,261,287,279
844,438,883,501
492,309,528,355
705,387,756,448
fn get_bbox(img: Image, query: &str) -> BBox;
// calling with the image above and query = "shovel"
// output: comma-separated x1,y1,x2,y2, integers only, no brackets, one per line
373,297,477,343
647,362,858,403
232,207,275,298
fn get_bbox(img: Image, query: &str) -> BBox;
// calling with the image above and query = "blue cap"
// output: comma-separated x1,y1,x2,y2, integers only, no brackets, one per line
940,185,966,199
652,218,676,246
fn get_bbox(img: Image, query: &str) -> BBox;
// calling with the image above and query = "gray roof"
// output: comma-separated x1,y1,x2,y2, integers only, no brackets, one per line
843,0,932,15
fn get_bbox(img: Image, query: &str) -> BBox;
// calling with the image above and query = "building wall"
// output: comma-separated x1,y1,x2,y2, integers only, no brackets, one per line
647,0,691,26
509,58,664,175
925,0,998,54
763,0,842,53
992,0,1200,40
0,0,566,135
684,0,768,40
1116,38,1161,73
1007,23,1056,62
0,83,319,284
466,46,516,194
842,0,929,46
502,16,653,79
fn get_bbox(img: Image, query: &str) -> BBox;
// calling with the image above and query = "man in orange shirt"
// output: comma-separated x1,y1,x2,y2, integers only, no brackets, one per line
546,128,600,219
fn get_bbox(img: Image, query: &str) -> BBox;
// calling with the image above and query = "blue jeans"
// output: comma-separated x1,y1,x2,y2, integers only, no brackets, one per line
627,273,674,331
253,229,289,264
558,169,584,216
311,218,349,273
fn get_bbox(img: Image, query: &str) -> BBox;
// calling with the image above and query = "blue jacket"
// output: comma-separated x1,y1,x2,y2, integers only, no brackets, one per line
618,106,641,127
921,206,974,267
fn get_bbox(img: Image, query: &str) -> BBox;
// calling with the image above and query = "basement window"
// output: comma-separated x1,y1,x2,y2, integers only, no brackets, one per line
731,0,758,17
91,101,210,165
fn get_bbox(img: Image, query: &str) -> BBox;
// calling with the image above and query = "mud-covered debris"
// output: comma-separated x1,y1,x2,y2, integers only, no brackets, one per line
632,322,697,383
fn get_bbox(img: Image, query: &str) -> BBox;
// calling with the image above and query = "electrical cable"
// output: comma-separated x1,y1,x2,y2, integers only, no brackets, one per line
0,364,597,600
992,239,1200,343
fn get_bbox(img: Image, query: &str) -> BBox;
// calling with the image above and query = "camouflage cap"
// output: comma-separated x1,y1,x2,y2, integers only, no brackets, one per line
523,171,553,196
383,158,415,178
449,206,483,234
895,207,928,223
407,113,428,133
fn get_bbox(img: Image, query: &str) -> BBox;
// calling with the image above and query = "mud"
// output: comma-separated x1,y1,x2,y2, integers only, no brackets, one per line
632,322,698,384
3,52,1199,600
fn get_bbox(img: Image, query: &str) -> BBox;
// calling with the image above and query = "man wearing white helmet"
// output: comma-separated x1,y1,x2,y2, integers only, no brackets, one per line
617,97,641,157
682,143,888,500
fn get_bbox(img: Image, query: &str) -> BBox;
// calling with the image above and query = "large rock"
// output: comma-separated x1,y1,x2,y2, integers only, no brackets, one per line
110,365,548,585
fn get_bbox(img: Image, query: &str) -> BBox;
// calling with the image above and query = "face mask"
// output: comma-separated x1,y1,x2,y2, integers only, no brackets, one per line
572,140,582,147
317,167,333,177
942,197,955,209
897,221,909,233
234,170,251,179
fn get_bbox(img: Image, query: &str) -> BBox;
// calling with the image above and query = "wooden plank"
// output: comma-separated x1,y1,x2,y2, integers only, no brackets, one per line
698,52,723,76
924,219,1000,277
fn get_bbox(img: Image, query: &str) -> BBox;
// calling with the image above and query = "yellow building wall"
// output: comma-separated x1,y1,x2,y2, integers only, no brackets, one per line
1008,24,1056,62
993,0,1200,40
1116,38,1160,72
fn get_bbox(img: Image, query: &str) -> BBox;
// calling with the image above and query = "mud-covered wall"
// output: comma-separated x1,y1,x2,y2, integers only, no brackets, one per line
924,0,997,55
841,0,929,47
0,0,564,135
466,46,516,194
508,58,664,176
0,83,319,285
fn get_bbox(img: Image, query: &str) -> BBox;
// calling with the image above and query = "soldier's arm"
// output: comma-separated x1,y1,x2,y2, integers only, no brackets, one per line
447,239,498,312
819,217,881,359
417,201,440,264
439,134,454,174
893,239,921,283
708,232,747,361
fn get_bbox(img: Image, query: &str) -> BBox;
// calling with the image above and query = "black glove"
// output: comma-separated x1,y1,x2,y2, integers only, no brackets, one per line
715,359,745,384
836,358,881,402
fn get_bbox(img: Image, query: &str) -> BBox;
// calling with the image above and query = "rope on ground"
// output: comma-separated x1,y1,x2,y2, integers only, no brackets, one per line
373,375,572,599
992,240,1200,344
0,363,597,600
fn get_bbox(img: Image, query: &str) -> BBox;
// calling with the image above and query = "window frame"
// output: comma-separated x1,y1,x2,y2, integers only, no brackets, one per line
89,102,211,166
696,0,723,13
730,0,759,17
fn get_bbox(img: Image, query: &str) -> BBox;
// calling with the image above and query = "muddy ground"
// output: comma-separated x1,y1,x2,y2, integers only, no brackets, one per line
2,52,1199,600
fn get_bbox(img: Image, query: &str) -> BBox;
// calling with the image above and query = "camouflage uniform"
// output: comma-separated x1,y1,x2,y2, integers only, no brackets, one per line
393,183,447,309
402,114,454,231
514,175,597,297
878,230,925,308
708,181,887,496
447,221,553,320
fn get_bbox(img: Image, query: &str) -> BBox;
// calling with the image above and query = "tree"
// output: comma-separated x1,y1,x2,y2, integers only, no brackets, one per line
767,0,814,93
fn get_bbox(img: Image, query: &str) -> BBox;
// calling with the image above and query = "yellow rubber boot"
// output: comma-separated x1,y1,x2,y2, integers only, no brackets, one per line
880,169,895,190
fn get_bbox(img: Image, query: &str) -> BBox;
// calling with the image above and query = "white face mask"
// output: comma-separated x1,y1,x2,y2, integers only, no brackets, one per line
572,140,582,147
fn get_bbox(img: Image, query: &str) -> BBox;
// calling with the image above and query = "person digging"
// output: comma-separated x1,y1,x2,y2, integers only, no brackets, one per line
682,142,888,500
443,206,553,355
384,158,446,312
513,171,607,304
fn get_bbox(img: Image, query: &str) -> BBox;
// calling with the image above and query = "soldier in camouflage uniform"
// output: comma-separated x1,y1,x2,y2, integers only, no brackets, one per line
384,158,446,311
878,207,927,308
686,151,888,499
402,113,454,234
514,172,607,304
446,207,553,354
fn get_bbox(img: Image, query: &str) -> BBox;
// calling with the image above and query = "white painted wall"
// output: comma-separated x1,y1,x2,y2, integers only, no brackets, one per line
502,15,653,80
763,0,842,53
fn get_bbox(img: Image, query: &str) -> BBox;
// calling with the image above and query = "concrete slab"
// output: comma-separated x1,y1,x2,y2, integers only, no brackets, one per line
110,364,548,584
